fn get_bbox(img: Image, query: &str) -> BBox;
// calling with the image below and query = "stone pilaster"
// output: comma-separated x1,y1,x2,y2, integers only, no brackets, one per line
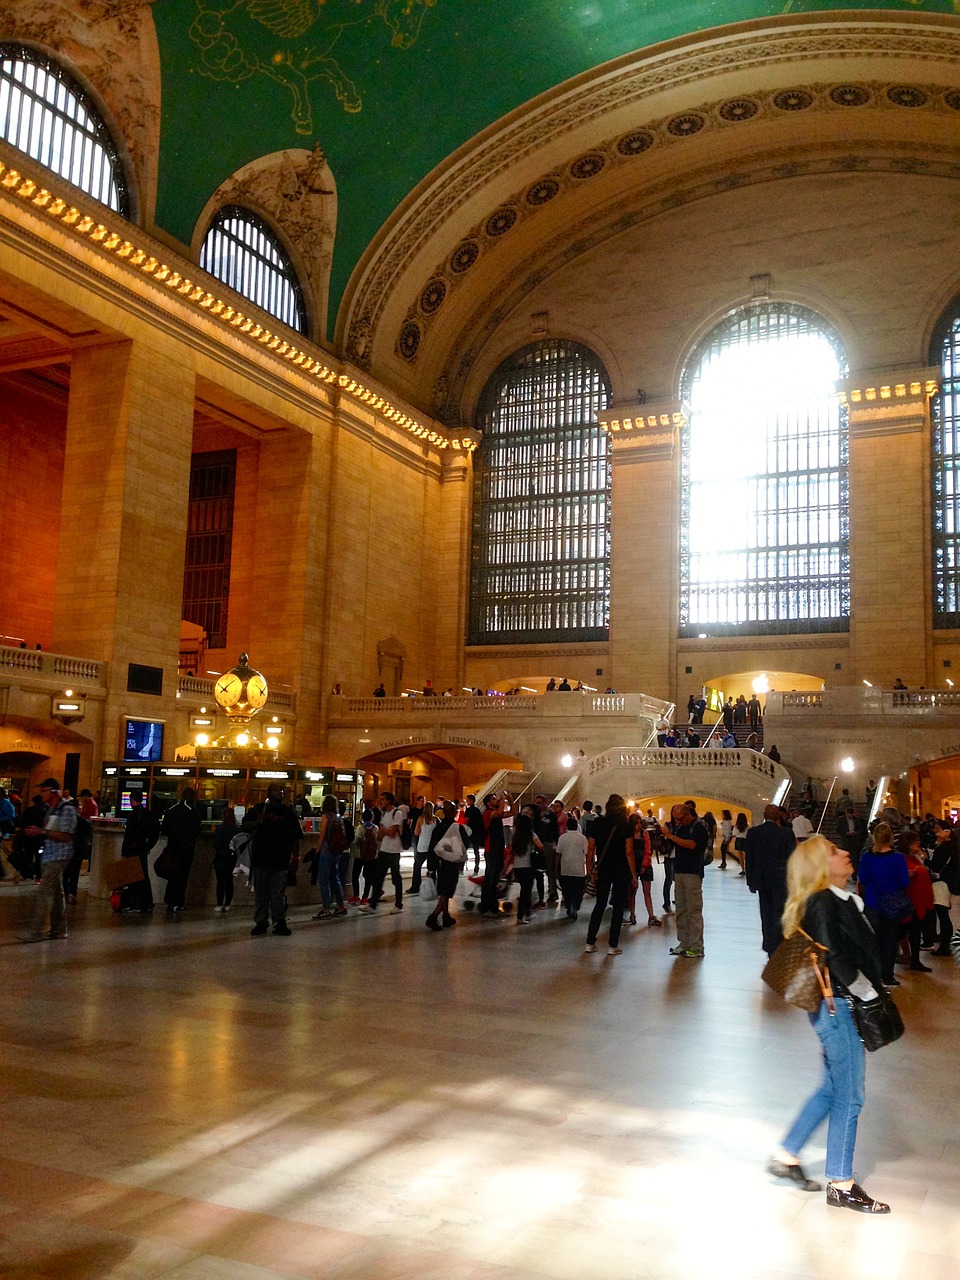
53,340,196,755
604,399,685,699
838,366,939,686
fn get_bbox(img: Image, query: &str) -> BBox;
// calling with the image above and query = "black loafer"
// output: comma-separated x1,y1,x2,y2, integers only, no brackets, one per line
767,1159,822,1192
826,1182,890,1214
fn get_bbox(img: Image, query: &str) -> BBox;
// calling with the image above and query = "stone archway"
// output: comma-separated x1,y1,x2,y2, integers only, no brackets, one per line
357,742,524,806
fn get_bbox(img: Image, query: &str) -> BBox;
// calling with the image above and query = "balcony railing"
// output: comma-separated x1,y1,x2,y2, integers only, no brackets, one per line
0,645,104,685
588,747,783,781
771,688,960,716
336,693,668,719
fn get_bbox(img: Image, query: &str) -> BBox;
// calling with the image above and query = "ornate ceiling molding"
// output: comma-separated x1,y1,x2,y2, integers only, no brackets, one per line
338,14,960,377
437,133,960,426
389,79,960,377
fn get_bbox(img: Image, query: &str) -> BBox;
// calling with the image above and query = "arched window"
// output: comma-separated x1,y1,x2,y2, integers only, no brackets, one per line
0,44,128,215
679,303,849,636
469,339,611,645
932,298,960,626
199,205,307,334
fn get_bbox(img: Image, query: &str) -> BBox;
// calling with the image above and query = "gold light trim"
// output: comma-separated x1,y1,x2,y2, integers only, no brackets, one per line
0,158,476,453
599,411,686,433
838,379,939,405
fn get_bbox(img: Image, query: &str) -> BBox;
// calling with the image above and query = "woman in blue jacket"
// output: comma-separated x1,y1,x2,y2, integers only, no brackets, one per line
857,822,910,987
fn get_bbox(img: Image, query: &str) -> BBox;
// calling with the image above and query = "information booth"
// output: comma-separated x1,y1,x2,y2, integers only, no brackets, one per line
99,762,364,820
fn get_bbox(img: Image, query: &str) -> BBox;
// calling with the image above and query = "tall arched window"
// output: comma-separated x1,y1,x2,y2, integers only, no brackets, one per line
199,206,307,334
0,44,129,214
469,339,611,645
679,303,849,636
932,297,960,626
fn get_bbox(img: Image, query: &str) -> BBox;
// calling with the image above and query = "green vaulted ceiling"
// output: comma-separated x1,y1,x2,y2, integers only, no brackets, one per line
153,1,960,335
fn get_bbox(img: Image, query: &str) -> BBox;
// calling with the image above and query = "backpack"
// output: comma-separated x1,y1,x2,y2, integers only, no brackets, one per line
73,813,93,854
326,815,347,854
360,824,378,861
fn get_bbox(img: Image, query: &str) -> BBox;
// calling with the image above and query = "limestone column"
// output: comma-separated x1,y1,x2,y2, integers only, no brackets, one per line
431,444,475,693
840,366,938,686
53,340,196,750
247,428,329,754
605,400,685,700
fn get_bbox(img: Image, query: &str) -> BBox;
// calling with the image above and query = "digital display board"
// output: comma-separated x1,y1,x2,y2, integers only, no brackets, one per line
124,719,164,762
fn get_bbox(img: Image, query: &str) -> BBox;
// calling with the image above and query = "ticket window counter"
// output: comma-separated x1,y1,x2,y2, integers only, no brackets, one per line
100,764,152,816
298,769,363,820
151,766,199,814
196,768,249,823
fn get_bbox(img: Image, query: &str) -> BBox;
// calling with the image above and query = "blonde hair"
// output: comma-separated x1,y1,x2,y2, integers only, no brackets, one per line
781,835,833,938
872,821,893,851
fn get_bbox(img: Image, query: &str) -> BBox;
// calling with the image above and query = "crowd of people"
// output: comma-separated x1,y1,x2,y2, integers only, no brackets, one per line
5,774,960,1217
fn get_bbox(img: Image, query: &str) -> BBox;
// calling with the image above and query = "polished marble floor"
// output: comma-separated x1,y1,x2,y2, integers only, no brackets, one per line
0,865,958,1280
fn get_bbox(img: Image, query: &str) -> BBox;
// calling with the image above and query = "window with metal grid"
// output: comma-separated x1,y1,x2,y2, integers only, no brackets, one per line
679,303,849,637
932,303,960,626
182,451,236,650
199,205,306,334
469,340,611,645
0,43,128,214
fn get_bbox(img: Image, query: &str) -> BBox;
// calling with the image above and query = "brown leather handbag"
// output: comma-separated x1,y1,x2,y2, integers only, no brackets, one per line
762,927,835,1014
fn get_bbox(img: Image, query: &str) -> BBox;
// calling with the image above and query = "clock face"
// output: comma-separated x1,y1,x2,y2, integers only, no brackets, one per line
247,673,268,710
215,673,243,708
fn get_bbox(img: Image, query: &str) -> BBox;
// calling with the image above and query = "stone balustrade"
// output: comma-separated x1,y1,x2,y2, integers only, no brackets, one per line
772,688,960,716
588,746,783,781
0,645,104,686
335,692,667,720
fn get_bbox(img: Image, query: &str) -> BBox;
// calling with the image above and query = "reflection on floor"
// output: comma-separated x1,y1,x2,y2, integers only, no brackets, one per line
0,864,958,1280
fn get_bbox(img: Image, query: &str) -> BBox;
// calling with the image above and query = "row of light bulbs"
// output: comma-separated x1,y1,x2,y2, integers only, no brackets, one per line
0,156,476,453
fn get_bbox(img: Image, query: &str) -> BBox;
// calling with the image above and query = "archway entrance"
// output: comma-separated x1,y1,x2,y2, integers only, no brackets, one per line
356,743,524,806
698,667,824,729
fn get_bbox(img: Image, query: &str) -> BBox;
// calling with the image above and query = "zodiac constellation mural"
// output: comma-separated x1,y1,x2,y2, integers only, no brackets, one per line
188,0,439,132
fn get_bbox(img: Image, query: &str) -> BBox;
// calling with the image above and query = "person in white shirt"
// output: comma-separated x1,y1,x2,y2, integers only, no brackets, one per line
719,809,734,869
362,792,404,914
556,817,589,920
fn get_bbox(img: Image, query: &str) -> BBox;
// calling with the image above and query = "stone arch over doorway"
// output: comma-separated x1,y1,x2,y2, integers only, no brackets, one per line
357,742,524,806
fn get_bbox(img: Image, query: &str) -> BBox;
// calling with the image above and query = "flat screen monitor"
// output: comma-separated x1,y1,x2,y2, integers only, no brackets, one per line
124,719,164,762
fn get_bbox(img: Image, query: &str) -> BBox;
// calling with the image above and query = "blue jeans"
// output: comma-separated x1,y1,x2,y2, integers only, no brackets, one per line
317,849,343,908
782,997,865,1180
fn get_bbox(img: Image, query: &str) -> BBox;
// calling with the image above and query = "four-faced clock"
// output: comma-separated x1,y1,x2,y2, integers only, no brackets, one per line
246,672,268,710
214,672,243,709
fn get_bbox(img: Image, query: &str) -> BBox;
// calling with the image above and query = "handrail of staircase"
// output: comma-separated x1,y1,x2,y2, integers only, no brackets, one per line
511,771,542,804
816,776,838,834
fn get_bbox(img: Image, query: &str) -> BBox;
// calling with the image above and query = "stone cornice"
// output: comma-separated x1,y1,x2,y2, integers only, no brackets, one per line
0,142,474,459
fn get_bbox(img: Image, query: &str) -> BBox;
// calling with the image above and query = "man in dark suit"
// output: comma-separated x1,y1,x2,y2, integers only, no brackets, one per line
745,805,796,956
835,807,868,869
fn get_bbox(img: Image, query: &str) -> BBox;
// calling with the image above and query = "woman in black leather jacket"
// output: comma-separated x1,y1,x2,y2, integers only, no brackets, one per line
766,835,891,1214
